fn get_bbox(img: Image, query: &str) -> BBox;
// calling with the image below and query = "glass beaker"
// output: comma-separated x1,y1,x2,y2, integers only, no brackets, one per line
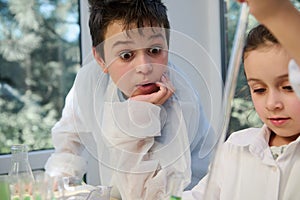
169,173,184,200
86,185,112,200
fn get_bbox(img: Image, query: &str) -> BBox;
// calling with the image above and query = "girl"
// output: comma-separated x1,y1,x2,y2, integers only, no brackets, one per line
183,24,300,200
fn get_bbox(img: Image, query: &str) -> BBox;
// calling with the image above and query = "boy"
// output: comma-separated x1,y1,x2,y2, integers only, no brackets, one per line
45,0,215,199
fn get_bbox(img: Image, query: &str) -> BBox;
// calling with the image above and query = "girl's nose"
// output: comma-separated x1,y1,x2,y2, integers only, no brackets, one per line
265,91,284,111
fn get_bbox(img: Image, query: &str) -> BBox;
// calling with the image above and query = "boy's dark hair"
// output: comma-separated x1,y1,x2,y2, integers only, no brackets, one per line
88,0,170,49
243,24,279,63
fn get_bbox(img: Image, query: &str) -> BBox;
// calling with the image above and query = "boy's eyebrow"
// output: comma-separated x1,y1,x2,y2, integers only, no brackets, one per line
112,40,134,48
111,33,166,48
148,33,165,41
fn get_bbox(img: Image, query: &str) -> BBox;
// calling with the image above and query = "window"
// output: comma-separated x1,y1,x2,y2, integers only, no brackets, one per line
0,0,80,157
224,0,262,135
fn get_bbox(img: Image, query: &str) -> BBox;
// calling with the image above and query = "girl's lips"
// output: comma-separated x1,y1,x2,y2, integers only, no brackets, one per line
269,117,290,126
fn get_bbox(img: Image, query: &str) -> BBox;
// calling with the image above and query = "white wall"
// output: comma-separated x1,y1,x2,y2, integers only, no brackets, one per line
80,0,223,185
163,0,223,132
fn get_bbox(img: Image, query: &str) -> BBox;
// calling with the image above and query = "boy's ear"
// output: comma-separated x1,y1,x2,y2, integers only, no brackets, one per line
92,47,108,73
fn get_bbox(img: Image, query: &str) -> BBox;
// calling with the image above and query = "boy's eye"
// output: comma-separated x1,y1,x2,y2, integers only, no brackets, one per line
119,51,133,60
253,88,266,93
148,46,161,55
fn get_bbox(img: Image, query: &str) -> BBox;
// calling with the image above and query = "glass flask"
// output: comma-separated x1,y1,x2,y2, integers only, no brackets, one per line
169,173,184,200
86,185,112,200
8,144,34,200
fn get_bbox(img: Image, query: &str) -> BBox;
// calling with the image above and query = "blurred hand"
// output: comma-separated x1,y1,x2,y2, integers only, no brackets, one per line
236,0,289,22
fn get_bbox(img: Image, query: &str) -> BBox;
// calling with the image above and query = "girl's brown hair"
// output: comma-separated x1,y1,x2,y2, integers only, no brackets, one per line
243,24,279,63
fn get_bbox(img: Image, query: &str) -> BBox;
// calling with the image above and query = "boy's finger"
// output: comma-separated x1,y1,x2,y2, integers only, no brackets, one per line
156,81,175,93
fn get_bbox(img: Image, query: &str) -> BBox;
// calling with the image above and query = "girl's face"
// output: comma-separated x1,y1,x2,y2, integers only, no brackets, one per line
96,21,169,98
244,45,300,145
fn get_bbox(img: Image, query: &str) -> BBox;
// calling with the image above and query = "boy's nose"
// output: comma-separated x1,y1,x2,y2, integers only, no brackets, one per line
135,54,153,74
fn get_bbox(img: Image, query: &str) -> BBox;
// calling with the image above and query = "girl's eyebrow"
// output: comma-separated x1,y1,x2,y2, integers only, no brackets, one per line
276,74,289,80
247,78,261,83
247,74,289,83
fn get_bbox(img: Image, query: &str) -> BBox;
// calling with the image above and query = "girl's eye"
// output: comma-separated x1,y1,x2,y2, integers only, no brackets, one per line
148,46,162,55
253,88,266,94
119,51,133,60
282,85,293,91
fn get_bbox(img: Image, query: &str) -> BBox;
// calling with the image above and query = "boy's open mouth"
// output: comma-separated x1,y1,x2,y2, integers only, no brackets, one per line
137,83,160,94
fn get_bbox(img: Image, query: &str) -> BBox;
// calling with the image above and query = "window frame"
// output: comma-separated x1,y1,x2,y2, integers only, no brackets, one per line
0,149,54,174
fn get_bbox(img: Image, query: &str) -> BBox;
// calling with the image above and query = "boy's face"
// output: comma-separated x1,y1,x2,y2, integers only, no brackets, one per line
97,21,169,98
244,46,300,144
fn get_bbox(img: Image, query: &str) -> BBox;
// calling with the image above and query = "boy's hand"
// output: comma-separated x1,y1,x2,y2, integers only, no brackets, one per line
130,74,175,105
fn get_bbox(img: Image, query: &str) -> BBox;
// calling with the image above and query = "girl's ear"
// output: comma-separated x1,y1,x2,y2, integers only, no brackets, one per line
92,47,108,73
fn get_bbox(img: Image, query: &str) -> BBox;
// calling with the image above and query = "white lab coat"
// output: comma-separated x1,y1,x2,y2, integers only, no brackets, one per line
45,60,215,199
183,125,300,200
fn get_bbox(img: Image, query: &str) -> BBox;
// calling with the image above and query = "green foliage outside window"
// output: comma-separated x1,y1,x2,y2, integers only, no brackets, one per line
0,0,80,153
